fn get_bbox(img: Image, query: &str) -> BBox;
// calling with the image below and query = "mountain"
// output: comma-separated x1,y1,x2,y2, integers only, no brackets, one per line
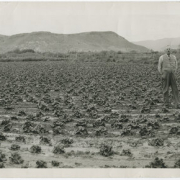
0,31,148,53
0,35,8,42
134,37,180,51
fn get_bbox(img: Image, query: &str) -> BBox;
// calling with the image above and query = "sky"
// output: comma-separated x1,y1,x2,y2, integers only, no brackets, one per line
0,1,180,42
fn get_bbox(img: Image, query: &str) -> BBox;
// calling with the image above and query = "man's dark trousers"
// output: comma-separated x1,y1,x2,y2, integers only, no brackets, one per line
162,70,179,106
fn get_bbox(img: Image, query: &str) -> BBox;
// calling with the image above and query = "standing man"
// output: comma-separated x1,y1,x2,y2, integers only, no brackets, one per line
158,46,179,108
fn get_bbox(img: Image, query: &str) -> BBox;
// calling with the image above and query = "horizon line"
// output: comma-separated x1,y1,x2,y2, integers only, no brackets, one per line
1,30,180,43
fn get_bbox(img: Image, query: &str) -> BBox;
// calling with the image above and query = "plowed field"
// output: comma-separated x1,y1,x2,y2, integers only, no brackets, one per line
0,61,180,168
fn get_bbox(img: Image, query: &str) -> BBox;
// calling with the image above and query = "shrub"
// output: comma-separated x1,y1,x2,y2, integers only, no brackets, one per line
15,136,26,143
145,157,167,168
40,136,52,146
30,145,42,154
9,153,24,164
0,162,5,168
0,133,6,141
174,159,180,168
10,144,21,151
36,160,47,168
75,126,88,136
0,151,7,162
100,144,113,157
51,160,60,167
148,138,164,146
53,144,65,154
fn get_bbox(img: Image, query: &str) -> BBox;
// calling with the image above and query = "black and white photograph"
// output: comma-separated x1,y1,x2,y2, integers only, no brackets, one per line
0,1,180,170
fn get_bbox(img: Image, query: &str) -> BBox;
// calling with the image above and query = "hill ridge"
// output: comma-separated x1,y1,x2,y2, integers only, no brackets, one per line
0,31,148,53
134,37,180,51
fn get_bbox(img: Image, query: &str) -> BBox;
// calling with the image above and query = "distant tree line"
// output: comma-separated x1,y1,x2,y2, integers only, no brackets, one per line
0,48,170,63
8,48,35,54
